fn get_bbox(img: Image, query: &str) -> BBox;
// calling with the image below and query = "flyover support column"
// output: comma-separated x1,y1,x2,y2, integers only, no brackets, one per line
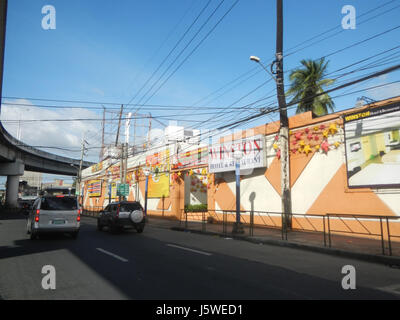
0,160,24,208
5,175,19,208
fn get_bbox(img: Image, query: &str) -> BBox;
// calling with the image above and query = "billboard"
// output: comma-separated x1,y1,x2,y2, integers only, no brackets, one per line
208,135,266,173
148,172,170,198
344,103,400,188
87,180,102,197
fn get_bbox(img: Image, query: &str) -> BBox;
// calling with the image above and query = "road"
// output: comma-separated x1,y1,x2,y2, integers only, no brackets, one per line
1,214,400,300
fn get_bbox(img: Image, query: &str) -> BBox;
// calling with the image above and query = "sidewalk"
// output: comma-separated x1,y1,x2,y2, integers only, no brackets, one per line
147,216,400,267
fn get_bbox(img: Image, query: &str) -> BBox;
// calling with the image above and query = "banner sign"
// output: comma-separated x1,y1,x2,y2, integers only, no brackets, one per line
111,182,118,199
146,149,170,171
344,103,400,188
91,161,103,173
208,135,266,173
148,172,170,198
175,147,208,169
88,180,102,197
110,165,120,181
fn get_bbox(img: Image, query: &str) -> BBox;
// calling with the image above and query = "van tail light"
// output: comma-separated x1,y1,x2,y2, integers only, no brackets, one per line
77,209,81,222
35,209,40,222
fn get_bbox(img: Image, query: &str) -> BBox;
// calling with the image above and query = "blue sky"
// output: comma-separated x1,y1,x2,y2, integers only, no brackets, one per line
1,0,400,183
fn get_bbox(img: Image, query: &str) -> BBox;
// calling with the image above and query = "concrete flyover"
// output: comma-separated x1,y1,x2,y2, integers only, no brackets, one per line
0,121,94,208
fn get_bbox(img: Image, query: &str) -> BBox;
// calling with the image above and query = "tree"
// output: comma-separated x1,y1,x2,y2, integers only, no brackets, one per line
286,58,335,116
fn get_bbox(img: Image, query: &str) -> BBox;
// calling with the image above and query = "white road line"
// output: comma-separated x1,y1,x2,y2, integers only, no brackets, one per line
167,244,212,256
377,284,400,296
96,248,128,262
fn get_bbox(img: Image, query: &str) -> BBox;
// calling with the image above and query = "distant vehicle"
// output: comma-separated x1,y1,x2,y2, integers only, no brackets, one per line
18,196,37,215
26,195,81,240
97,201,145,234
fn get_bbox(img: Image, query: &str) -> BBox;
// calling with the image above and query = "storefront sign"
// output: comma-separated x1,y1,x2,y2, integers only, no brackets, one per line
208,135,266,173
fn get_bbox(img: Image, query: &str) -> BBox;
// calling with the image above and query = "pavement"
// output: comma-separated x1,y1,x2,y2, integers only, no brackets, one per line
1,209,400,300
144,216,400,267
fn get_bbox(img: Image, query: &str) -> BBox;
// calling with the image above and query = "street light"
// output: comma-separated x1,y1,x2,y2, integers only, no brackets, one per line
249,55,277,82
232,149,244,234
143,166,151,217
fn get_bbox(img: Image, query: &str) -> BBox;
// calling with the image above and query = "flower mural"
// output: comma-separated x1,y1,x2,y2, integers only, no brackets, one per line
272,121,342,158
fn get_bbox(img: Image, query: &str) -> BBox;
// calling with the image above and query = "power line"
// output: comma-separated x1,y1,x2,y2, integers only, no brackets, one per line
135,0,241,108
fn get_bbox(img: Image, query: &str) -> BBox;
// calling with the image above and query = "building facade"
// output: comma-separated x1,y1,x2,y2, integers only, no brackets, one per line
81,97,400,240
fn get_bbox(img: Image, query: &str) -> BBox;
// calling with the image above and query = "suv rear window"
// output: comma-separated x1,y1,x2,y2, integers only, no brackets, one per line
41,197,78,211
120,202,142,212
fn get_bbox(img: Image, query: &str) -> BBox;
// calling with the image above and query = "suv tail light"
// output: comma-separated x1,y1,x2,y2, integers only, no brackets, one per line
77,209,81,222
35,209,40,222
116,204,120,218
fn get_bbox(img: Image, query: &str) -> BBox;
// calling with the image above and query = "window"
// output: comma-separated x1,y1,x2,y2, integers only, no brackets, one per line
120,202,142,212
40,197,78,211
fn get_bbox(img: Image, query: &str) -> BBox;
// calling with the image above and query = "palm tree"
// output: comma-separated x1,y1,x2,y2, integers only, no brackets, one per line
286,58,335,116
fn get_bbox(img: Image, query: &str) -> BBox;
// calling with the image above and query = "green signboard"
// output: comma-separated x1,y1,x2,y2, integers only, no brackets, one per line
117,183,130,196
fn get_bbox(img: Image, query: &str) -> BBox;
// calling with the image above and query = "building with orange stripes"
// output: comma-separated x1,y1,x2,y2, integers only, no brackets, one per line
81,96,400,240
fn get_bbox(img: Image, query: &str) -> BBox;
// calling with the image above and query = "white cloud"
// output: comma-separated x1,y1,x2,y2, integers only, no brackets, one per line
1,99,102,162
369,75,400,101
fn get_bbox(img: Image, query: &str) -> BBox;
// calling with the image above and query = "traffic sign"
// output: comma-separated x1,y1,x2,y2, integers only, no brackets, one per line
117,183,129,196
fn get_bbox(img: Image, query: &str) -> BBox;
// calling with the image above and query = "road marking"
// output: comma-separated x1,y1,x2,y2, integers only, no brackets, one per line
377,284,400,296
96,248,128,262
167,244,212,256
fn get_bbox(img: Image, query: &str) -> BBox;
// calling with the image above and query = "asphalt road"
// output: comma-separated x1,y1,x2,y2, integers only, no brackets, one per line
1,214,400,300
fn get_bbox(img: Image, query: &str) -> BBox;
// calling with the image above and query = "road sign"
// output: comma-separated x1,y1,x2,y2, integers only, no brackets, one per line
117,183,129,196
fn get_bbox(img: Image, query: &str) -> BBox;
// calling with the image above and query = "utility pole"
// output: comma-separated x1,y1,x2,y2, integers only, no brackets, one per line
115,104,123,146
78,135,88,204
0,0,8,115
275,0,292,230
147,114,152,149
100,105,105,161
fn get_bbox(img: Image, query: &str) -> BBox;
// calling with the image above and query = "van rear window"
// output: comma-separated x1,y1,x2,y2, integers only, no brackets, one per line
41,197,78,211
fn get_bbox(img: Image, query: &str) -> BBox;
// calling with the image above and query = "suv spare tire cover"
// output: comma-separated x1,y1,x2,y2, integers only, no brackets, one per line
130,210,144,223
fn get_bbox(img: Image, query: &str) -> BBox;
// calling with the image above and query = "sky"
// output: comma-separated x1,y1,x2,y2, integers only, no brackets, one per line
1,0,399,184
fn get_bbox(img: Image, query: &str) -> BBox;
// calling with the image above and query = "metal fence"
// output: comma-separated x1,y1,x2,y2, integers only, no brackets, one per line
179,209,400,256
81,205,400,256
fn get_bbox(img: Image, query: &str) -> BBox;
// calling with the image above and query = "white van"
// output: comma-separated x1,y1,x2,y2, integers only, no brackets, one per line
27,195,81,239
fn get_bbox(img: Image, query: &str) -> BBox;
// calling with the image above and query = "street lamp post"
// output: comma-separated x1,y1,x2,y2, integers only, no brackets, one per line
143,167,150,216
232,149,244,234
250,52,292,232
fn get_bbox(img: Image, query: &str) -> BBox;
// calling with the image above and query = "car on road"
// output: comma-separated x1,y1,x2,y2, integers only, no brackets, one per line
27,195,81,239
97,201,145,233
18,196,37,215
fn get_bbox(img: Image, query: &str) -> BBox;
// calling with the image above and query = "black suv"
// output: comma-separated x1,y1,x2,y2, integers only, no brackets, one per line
97,201,145,233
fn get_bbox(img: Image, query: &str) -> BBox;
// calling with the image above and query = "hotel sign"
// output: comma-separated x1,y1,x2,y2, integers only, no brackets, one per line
208,135,266,173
